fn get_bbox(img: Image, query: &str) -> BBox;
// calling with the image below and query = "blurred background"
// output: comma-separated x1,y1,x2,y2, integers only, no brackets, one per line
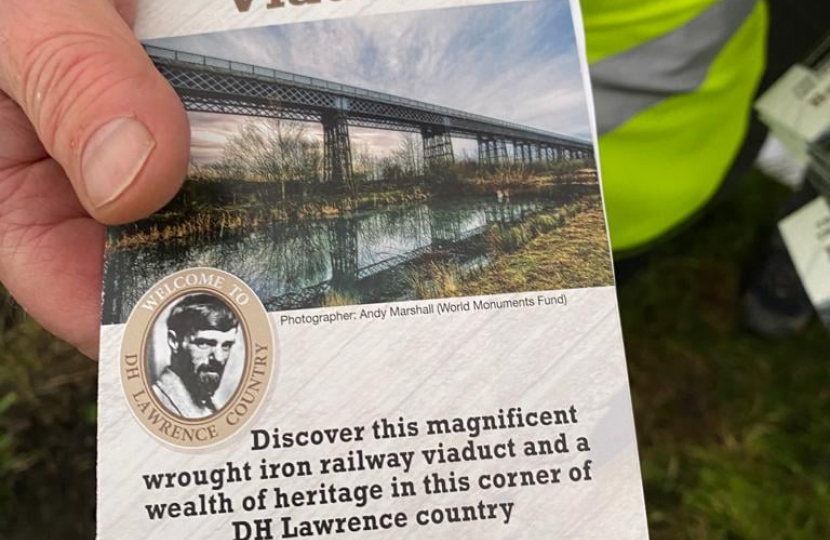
1,168,828,539
2,0,829,537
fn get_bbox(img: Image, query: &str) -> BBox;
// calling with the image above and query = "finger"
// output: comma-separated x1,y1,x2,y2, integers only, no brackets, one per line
113,0,139,27
0,0,190,225
0,152,103,360
0,95,103,357
0,93,46,167
0,168,104,359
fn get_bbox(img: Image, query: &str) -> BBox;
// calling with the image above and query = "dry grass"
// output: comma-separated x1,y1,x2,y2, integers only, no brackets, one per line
321,290,362,307
399,196,611,299
406,262,463,299
459,198,614,295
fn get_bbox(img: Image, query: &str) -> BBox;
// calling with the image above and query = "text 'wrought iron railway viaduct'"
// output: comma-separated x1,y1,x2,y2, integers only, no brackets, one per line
147,46,594,184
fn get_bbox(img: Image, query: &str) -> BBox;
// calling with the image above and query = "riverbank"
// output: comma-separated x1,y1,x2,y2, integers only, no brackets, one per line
106,172,598,251
459,201,613,294
106,182,432,250
398,195,613,300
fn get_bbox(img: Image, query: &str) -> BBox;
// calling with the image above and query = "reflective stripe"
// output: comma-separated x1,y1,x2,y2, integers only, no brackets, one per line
597,0,768,252
590,0,758,135
582,0,722,64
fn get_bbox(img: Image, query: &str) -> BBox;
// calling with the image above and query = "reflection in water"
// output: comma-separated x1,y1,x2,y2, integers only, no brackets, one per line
102,196,556,323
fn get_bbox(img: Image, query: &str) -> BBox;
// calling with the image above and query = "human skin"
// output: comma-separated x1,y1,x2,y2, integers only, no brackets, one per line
0,0,191,358
169,327,240,400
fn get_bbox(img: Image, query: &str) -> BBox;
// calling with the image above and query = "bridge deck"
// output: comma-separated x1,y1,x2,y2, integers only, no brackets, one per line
146,45,592,150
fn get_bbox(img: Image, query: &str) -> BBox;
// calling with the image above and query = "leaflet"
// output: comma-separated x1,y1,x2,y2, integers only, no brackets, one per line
755,64,830,164
780,197,830,329
98,1,649,538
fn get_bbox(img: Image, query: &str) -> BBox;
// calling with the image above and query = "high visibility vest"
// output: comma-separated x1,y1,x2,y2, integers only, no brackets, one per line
583,0,769,253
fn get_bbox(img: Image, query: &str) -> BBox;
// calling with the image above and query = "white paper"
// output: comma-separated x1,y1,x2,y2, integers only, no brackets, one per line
98,2,650,538
780,197,830,327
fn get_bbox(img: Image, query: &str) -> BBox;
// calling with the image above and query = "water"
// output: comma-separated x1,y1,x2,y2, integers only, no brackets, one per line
102,195,565,324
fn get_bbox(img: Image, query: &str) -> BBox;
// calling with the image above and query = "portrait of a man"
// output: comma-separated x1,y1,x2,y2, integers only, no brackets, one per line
150,293,244,419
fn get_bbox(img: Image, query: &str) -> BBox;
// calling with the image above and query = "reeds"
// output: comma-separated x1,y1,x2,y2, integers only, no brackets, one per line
106,188,435,251
404,262,462,299
485,199,591,255
322,290,362,307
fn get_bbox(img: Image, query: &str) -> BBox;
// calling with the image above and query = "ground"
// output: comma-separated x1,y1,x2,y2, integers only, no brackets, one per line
459,198,614,295
618,172,830,540
1,171,828,539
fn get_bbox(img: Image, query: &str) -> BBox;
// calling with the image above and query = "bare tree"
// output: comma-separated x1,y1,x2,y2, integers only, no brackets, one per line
352,142,377,182
220,119,322,198
393,133,422,177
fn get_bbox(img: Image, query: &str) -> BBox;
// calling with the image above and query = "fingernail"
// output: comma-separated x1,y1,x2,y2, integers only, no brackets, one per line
81,117,156,209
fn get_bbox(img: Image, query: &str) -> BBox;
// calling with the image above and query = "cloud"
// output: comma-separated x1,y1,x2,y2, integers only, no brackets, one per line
152,1,591,164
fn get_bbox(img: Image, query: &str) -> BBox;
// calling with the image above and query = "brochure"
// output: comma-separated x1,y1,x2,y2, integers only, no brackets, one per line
780,197,830,329
755,61,830,165
97,1,649,538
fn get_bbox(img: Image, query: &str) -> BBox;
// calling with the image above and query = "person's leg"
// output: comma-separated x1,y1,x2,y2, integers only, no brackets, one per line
733,2,827,336
743,179,818,336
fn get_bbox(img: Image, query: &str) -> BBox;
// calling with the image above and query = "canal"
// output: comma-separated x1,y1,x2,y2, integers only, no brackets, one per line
102,193,583,323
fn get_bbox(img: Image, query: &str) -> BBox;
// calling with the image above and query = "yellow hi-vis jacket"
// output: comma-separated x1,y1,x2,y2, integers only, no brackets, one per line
583,0,768,253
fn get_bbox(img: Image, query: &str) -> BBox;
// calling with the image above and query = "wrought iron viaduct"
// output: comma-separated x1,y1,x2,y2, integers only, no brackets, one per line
147,46,594,185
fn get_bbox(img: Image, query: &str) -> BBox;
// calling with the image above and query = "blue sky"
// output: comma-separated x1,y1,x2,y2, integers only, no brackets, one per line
151,0,591,164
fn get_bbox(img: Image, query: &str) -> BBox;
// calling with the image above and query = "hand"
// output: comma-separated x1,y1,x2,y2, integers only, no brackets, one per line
0,0,190,358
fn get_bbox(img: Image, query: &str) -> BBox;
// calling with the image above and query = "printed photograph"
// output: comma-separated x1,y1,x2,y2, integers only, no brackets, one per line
102,0,614,324
146,293,247,419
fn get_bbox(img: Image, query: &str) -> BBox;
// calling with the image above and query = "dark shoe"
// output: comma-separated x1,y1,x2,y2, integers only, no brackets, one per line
743,230,814,337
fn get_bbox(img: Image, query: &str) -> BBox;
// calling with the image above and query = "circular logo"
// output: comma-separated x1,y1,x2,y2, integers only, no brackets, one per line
120,268,275,449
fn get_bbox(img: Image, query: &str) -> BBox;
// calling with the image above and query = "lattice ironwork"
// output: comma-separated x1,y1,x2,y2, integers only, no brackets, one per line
494,139,509,164
514,142,535,164
513,142,523,163
540,146,552,164
323,112,353,186
148,46,593,151
349,117,422,134
477,137,509,166
423,128,454,166
478,137,490,165
329,219,359,288
181,94,322,123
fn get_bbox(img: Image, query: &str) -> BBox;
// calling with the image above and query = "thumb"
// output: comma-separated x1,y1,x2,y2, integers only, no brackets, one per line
0,0,190,224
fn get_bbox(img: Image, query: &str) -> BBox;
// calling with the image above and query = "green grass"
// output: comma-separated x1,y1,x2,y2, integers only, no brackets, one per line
402,196,611,299
619,172,830,540
462,196,614,294
0,170,828,538
0,299,96,539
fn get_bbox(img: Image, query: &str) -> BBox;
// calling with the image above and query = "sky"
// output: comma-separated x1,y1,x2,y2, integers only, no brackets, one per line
150,0,592,165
